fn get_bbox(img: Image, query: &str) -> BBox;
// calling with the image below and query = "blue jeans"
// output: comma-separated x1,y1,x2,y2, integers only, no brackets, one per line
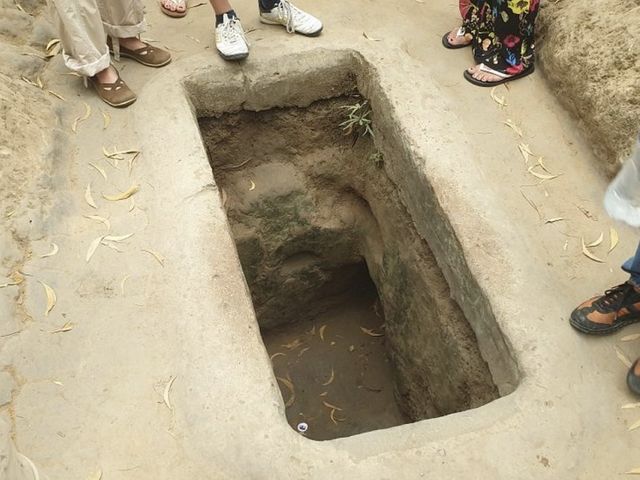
623,241,640,287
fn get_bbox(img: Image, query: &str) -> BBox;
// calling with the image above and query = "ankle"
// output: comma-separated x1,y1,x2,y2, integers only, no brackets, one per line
259,0,280,12
216,9,237,25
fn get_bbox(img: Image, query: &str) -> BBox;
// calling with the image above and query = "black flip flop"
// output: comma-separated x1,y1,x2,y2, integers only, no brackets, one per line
441,31,471,50
463,64,535,87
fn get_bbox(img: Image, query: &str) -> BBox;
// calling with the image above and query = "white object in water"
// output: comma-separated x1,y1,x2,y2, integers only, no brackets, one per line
605,136,640,227
296,422,309,434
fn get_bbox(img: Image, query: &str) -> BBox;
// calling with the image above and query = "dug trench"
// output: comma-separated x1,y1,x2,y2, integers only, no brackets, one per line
199,96,499,441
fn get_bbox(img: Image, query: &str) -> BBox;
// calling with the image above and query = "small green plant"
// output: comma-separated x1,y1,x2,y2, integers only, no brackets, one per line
339,100,374,139
369,150,384,168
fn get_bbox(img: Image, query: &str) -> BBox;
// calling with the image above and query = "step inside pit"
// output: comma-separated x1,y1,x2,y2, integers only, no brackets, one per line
199,95,499,441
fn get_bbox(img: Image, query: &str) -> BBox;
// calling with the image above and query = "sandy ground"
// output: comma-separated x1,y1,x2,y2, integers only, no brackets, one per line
2,0,640,479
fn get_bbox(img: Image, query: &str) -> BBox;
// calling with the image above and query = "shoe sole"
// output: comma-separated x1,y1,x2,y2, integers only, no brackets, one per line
117,50,172,68
463,65,535,87
259,17,323,37
569,313,640,335
217,49,249,61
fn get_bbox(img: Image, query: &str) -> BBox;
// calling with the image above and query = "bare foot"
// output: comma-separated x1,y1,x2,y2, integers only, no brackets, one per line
162,0,186,14
94,65,119,84
467,64,505,84
447,27,471,47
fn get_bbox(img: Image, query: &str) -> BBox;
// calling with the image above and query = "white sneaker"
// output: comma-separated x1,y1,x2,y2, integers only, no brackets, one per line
215,14,249,61
259,0,323,36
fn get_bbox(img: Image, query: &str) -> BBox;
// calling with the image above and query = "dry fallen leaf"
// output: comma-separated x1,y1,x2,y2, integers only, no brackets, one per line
104,233,134,242
39,280,56,316
622,334,640,342
319,324,327,341
50,321,74,334
581,238,604,263
610,227,619,253
545,218,565,224
626,467,640,475
629,418,640,432
362,32,381,41
120,274,131,295
85,183,97,209
518,143,534,163
527,165,560,181
101,110,111,130
330,408,345,424
71,102,91,133
128,152,140,176
249,180,256,191
322,400,343,411
163,375,177,410
622,402,640,409
616,346,633,368
270,352,285,360
360,327,384,337
45,38,61,58
490,87,507,108
322,368,335,386
40,243,59,258
586,232,604,248
88,469,103,480
86,235,105,262
128,198,136,212
281,339,302,350
276,376,295,407
47,90,65,101
298,346,310,357
103,184,140,201
88,162,107,181
84,214,111,231
142,248,165,267
503,119,523,137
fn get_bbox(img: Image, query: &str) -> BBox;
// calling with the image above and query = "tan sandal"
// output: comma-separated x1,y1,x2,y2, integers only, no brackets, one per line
88,67,136,108
107,38,171,68
160,0,187,18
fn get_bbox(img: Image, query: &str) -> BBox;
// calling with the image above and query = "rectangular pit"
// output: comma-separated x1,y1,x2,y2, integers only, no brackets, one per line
198,94,504,440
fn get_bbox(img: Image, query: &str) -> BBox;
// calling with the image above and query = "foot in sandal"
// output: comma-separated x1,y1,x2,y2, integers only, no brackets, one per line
442,26,471,49
463,62,534,87
90,65,137,108
109,37,171,67
161,0,187,17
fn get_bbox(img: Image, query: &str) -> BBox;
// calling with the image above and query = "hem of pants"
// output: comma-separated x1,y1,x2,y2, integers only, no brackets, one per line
102,18,147,39
62,50,111,77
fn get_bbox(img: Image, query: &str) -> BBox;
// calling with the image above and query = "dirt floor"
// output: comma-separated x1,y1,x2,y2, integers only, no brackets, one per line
2,0,640,479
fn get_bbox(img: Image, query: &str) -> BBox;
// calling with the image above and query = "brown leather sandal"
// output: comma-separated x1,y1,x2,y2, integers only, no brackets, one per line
108,38,171,68
88,67,136,108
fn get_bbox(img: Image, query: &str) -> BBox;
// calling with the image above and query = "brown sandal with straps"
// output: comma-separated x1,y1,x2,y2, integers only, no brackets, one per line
109,39,172,68
88,67,137,108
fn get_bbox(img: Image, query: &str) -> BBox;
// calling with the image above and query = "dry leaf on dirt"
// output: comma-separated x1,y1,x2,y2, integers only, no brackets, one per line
47,90,65,101
163,376,177,410
581,238,604,263
629,418,640,431
103,184,140,201
518,143,534,163
128,198,136,212
88,468,103,480
330,408,346,424
281,339,302,350
527,165,560,181
360,327,384,337
490,87,507,108
362,32,381,41
128,152,140,176
71,102,91,133
104,233,134,242
319,324,327,341
545,218,564,224
88,162,107,181
86,235,105,262
586,232,604,248
322,400,343,411
50,321,74,334
503,119,523,137
622,402,640,409
101,110,111,130
249,180,256,191
616,346,633,368
298,346,310,357
322,368,335,386
120,274,131,295
142,248,165,267
39,280,56,316
270,352,285,360
84,214,111,231
520,190,542,219
622,334,640,342
45,38,61,58
85,183,97,209
40,243,59,258
610,227,619,253
626,467,640,475
276,376,295,407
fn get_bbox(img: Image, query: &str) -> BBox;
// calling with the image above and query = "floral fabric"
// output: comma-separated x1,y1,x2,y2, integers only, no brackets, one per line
461,0,540,74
